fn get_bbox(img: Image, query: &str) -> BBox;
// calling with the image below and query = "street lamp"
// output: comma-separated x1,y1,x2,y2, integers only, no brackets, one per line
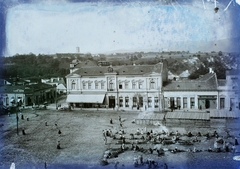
55,87,58,110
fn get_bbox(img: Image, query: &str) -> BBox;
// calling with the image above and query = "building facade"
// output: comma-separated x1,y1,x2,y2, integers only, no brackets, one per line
0,83,56,110
66,62,168,111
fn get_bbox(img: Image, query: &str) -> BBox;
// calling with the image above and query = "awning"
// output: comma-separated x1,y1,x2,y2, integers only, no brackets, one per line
66,94,105,103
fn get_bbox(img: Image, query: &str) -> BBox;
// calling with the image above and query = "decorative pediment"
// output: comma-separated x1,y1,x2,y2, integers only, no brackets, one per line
69,74,81,78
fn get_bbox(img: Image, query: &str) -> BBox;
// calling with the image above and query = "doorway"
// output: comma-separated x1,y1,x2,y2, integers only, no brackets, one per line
109,96,115,108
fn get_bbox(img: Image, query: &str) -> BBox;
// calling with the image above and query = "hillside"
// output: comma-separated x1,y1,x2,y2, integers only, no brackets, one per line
1,51,239,79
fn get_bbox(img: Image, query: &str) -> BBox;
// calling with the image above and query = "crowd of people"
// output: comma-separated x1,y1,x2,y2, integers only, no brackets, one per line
101,115,239,168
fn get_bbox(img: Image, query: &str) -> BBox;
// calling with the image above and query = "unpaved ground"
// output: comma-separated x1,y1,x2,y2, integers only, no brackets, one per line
0,107,240,169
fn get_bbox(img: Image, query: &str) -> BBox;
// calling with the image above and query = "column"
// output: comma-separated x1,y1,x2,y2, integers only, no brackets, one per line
195,96,198,109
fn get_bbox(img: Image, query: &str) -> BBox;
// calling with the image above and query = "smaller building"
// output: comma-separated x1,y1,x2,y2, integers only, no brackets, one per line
163,70,218,110
41,77,67,94
0,83,56,110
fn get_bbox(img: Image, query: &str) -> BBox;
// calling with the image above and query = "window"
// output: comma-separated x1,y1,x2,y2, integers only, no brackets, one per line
220,98,225,109
133,97,137,107
154,97,158,108
230,98,235,108
183,97,187,108
109,80,114,91
139,97,143,107
132,82,136,89
190,97,195,109
125,97,129,107
148,97,152,108
101,82,104,89
95,83,98,89
125,82,129,89
88,82,92,89
119,97,123,107
177,97,181,109
150,79,155,89
71,80,76,90
83,83,86,89
139,83,143,89
119,84,123,89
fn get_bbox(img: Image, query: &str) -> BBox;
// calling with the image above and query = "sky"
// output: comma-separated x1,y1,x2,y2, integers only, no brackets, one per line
0,0,240,56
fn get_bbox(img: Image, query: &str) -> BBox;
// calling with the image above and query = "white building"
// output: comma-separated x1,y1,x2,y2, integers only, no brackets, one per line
66,62,168,111
66,60,239,112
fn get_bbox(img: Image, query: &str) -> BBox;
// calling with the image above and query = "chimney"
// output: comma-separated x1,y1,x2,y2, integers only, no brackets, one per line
209,67,214,73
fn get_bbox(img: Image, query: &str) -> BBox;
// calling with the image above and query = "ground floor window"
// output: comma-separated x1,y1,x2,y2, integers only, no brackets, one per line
220,98,225,109
154,97,158,108
230,98,235,109
190,97,195,109
133,97,137,107
125,97,129,107
177,97,181,109
148,97,152,108
139,97,143,107
119,97,123,107
183,97,187,108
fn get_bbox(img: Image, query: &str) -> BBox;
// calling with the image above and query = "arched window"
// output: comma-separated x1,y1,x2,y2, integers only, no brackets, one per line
132,81,136,89
109,80,114,90
71,80,76,90
83,82,86,89
150,79,155,89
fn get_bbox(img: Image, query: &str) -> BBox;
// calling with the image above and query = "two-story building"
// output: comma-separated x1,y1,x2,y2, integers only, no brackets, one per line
66,61,168,111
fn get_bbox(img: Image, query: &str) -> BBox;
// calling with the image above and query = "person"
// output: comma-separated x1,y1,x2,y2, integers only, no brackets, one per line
110,118,113,124
122,136,126,144
121,144,125,151
208,146,212,152
149,148,153,154
57,141,61,149
232,145,236,153
164,163,168,169
114,161,119,169
119,116,121,122
22,129,26,135
235,137,239,145
139,155,143,165
103,137,107,145
133,157,138,167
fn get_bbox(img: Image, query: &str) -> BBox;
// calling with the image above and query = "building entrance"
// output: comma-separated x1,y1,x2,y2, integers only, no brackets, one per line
109,96,115,108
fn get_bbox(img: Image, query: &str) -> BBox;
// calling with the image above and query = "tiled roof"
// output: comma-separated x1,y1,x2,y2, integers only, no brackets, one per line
218,79,226,86
0,83,54,94
164,73,218,91
67,63,163,77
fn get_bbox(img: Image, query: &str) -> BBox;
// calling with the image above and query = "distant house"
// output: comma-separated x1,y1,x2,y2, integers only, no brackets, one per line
41,77,67,94
218,69,240,111
164,70,218,110
0,83,56,110
164,68,240,111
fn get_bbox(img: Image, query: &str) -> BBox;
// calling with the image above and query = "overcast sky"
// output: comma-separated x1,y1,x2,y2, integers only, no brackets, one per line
1,0,240,56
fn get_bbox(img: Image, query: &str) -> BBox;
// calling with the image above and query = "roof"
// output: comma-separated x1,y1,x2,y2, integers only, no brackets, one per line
66,63,163,77
217,79,226,86
164,73,218,91
0,83,55,94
